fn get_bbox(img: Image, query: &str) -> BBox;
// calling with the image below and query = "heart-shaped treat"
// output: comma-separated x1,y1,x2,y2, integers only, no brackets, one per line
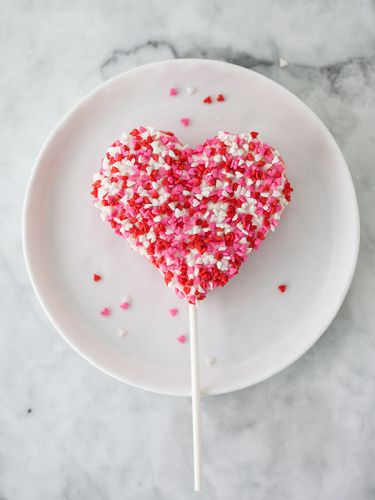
91,127,292,303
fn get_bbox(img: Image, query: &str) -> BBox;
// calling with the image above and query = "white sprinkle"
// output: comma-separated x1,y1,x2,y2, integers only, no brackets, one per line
204,356,215,366
279,57,289,68
185,86,196,95
117,328,127,337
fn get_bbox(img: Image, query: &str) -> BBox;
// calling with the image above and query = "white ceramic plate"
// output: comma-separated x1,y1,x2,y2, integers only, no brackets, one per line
23,59,359,396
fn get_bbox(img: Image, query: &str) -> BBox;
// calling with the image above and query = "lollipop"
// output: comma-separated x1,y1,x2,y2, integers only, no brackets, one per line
91,126,292,489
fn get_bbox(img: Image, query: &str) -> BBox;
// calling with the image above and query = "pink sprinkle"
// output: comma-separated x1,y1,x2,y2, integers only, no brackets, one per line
177,335,186,344
169,308,178,317
169,87,178,96
120,301,130,310
180,118,190,127
101,307,110,316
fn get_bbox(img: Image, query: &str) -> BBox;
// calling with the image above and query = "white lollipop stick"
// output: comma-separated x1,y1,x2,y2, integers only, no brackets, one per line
189,303,202,491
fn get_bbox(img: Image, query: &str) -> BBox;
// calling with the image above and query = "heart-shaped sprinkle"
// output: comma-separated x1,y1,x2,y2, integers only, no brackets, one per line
177,335,187,344
169,308,178,317
93,273,102,282
120,297,130,309
100,307,110,316
92,127,292,304
204,356,215,366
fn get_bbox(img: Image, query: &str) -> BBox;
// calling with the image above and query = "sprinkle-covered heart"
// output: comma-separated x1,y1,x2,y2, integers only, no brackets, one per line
91,127,292,304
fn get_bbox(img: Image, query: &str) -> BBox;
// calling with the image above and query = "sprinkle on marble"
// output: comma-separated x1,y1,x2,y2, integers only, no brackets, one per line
93,273,102,282
203,96,212,104
279,58,288,68
169,308,178,317
185,86,196,95
278,284,287,293
91,127,292,304
217,94,225,102
177,335,186,344
169,87,178,96
204,356,215,366
101,307,110,316
180,117,190,127
117,328,127,337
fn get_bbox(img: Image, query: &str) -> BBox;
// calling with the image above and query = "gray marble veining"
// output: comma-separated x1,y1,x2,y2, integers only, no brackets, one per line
1,1,375,499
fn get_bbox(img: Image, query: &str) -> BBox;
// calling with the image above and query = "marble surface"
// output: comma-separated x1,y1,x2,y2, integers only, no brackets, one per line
1,0,375,498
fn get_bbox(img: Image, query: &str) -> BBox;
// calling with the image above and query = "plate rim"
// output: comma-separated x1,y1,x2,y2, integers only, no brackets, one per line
22,58,360,396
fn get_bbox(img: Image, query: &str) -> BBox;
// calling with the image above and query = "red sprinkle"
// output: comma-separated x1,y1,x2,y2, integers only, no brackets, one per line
217,94,225,102
177,335,186,344
100,307,110,316
278,284,287,293
251,131,259,139
203,96,212,104
93,274,102,282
